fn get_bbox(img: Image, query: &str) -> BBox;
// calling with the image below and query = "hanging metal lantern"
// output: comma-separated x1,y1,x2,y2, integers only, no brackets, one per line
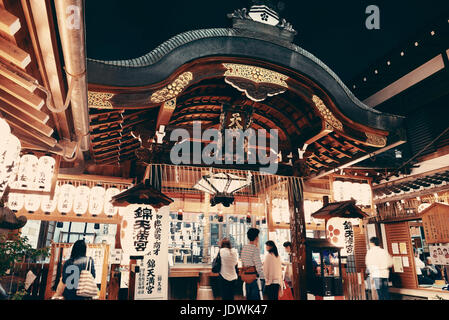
24,194,41,212
36,156,56,191
7,192,25,212
193,171,252,207
104,187,120,217
41,186,59,213
57,183,75,214
73,185,90,215
89,185,105,216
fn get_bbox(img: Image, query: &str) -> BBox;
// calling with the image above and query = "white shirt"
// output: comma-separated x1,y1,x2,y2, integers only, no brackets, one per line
365,246,393,279
264,253,283,286
219,248,238,281
415,257,425,275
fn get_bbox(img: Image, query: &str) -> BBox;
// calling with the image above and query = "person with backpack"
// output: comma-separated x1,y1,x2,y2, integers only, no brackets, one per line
240,228,265,300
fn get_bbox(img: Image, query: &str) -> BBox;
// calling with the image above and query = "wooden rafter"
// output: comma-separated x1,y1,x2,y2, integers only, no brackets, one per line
0,36,30,68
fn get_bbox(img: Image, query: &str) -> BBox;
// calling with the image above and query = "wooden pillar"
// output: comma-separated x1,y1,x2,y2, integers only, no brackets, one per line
288,177,307,300
107,224,121,300
202,192,211,264
128,259,136,300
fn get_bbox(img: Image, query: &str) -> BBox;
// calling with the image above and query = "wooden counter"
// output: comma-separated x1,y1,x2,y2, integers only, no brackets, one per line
169,264,216,278
390,287,449,300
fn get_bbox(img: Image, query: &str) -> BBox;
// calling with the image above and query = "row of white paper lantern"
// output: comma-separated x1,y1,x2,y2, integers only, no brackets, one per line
7,184,122,216
0,118,21,199
11,154,56,192
304,199,324,223
271,198,290,224
333,181,372,206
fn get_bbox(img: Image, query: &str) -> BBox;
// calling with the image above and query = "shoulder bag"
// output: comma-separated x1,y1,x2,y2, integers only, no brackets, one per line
212,250,221,274
239,266,258,284
76,257,99,298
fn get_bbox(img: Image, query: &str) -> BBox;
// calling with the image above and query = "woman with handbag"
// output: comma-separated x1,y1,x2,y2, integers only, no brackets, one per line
217,238,239,300
263,241,283,300
53,240,97,300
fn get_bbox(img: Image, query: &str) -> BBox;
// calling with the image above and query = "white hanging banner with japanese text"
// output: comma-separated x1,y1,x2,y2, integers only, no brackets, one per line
132,205,170,300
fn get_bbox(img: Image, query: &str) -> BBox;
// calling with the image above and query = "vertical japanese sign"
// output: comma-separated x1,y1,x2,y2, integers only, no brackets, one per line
121,204,169,300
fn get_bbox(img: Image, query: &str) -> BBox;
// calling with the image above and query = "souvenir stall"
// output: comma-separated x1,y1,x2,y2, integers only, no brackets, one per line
311,198,370,300
371,190,449,299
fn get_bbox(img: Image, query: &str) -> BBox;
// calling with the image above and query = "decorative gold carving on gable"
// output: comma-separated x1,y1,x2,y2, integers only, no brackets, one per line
222,63,288,102
365,132,387,147
150,72,193,104
223,63,288,87
88,91,114,109
312,95,343,132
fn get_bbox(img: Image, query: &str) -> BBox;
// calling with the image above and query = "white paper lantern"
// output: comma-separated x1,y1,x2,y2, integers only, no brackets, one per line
57,184,75,214
0,134,21,198
104,187,120,216
24,194,42,212
0,118,10,137
326,217,355,256
41,186,59,213
333,180,344,201
360,183,372,206
89,185,105,215
7,192,25,211
17,154,39,190
73,185,90,215
36,156,56,191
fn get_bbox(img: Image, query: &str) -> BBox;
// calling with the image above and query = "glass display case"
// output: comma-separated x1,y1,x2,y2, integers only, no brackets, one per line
306,238,343,297
168,211,268,265
168,212,204,264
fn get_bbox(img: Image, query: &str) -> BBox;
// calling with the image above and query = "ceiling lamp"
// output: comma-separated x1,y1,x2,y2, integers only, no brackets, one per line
193,172,252,207
73,185,90,215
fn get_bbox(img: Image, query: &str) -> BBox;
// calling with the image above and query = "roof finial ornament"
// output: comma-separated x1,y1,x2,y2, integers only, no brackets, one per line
228,0,296,35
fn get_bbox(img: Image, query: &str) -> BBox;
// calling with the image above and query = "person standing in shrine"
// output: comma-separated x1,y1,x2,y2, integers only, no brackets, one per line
365,237,393,300
240,228,265,300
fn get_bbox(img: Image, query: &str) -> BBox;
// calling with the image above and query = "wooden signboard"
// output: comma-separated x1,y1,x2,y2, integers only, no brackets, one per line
421,203,449,244
384,222,418,289
44,242,110,300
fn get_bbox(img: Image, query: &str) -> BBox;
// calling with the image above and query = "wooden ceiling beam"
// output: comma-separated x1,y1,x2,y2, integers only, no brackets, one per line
0,73,43,109
0,100,52,136
0,58,37,91
0,36,30,68
0,88,48,122
20,0,72,140
7,116,57,147
156,98,176,129
0,7,20,36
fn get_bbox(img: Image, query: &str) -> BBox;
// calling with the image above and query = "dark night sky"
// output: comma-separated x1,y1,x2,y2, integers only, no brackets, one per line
85,0,449,84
